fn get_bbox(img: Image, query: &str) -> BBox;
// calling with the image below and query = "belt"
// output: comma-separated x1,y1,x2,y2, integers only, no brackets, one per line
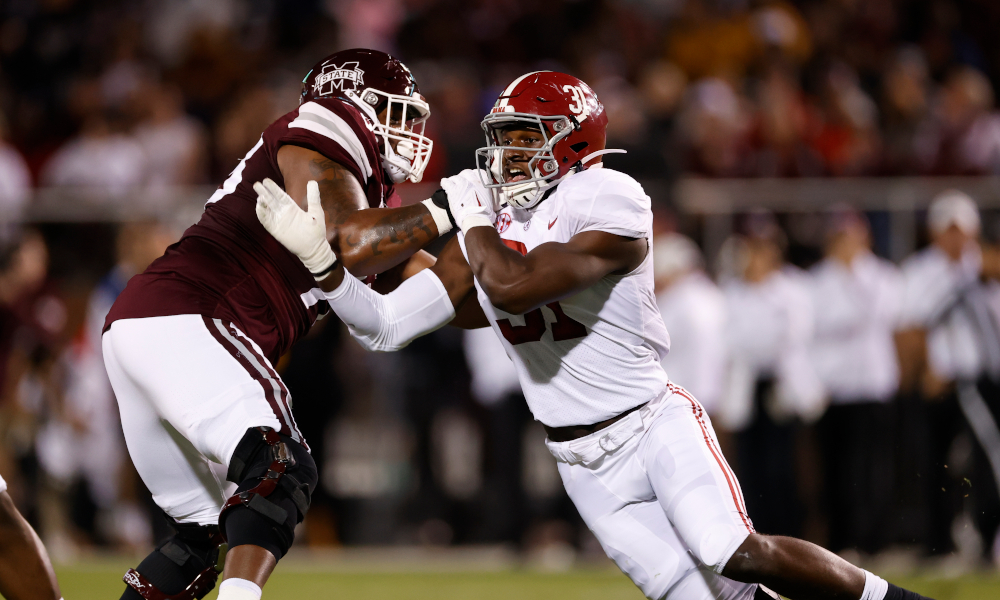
544,402,648,442
544,387,672,466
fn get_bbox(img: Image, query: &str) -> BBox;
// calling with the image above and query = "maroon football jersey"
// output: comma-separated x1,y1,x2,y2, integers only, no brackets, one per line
106,98,400,363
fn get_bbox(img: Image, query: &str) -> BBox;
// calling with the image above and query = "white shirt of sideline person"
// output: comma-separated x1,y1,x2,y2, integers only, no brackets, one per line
808,220,903,404
899,190,997,382
0,139,31,219
653,233,727,414
463,326,521,408
717,236,826,430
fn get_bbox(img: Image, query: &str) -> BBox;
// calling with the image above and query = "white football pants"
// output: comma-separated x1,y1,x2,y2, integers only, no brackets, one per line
546,383,757,600
103,315,305,525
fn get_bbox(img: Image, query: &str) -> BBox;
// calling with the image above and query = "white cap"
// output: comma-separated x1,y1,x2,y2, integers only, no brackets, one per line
928,189,980,236
654,233,702,281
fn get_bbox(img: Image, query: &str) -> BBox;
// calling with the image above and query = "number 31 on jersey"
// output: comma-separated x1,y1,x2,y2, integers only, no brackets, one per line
495,301,587,346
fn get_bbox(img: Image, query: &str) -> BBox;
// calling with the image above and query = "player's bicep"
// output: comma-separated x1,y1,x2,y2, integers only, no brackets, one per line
277,144,366,228
518,231,646,300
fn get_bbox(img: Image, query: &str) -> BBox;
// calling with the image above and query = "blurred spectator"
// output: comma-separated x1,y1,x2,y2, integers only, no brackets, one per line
897,190,1000,559
808,207,902,553
812,62,881,176
328,0,405,53
747,61,823,176
143,0,245,67
751,1,812,65
132,80,208,188
717,212,825,538
678,77,751,176
653,233,727,414
214,80,299,174
41,110,148,198
0,230,50,407
914,66,1000,175
665,0,758,81
583,53,649,146
881,47,932,174
0,115,31,221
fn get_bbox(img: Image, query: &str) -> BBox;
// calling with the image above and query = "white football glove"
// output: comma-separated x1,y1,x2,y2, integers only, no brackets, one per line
440,169,496,234
254,178,337,279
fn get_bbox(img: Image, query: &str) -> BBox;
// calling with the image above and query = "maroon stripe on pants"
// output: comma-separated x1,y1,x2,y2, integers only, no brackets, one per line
202,316,291,438
225,323,309,452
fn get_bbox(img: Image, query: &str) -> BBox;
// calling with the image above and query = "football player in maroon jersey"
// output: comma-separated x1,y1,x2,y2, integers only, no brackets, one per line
102,49,457,600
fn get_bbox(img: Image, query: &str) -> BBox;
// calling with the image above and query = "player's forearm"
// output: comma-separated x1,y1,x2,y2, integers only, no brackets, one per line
464,227,600,315
463,227,541,314
336,205,438,276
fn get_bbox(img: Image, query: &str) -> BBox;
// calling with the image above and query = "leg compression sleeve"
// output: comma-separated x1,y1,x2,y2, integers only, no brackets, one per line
221,428,317,560
325,269,455,352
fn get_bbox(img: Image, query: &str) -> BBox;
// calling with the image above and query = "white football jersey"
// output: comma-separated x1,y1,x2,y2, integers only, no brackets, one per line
459,167,671,427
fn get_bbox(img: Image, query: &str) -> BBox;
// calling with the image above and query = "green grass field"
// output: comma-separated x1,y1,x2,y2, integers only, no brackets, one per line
50,557,1000,600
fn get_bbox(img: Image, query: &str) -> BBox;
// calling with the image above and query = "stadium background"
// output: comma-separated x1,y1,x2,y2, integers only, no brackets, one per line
2,0,1000,597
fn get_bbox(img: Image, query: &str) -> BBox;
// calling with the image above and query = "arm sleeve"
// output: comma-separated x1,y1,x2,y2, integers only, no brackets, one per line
324,269,456,352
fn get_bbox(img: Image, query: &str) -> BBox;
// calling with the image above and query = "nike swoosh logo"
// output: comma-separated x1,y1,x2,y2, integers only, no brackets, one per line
548,217,558,229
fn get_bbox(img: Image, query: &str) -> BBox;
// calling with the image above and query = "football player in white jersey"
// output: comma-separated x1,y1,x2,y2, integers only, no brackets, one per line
254,72,933,600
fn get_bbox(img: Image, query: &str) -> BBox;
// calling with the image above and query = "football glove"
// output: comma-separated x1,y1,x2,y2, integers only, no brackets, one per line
440,169,496,234
254,178,337,279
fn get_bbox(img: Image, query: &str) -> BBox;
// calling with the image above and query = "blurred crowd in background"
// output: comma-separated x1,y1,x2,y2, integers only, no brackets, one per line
2,0,1000,572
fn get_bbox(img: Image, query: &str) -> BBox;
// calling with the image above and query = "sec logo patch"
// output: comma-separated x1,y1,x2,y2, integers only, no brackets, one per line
496,213,512,233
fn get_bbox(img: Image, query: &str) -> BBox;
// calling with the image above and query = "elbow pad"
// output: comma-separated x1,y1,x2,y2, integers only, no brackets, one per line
324,269,456,352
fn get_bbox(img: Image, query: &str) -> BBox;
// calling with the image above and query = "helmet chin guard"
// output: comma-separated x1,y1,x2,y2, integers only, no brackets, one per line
345,88,433,183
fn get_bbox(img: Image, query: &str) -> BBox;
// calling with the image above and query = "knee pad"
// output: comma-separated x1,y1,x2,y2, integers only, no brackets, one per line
219,427,317,560
121,521,223,600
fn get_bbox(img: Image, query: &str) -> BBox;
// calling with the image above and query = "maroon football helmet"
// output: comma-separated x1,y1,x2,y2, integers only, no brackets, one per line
476,71,616,209
301,48,433,183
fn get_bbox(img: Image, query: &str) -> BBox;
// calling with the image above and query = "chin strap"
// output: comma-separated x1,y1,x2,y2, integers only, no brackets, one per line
579,148,626,166
382,141,416,184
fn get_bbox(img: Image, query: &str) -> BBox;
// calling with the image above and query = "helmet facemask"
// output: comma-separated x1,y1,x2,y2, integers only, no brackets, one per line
346,88,433,183
475,113,574,210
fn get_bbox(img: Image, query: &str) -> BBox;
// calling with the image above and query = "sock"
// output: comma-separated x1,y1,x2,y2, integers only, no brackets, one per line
217,578,262,600
885,582,936,600
860,570,889,600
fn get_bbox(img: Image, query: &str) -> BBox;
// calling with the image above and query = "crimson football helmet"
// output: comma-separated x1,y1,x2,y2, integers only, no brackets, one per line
476,71,620,209
301,48,433,183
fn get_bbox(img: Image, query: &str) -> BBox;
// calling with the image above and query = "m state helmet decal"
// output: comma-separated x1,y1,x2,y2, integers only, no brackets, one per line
313,62,366,96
